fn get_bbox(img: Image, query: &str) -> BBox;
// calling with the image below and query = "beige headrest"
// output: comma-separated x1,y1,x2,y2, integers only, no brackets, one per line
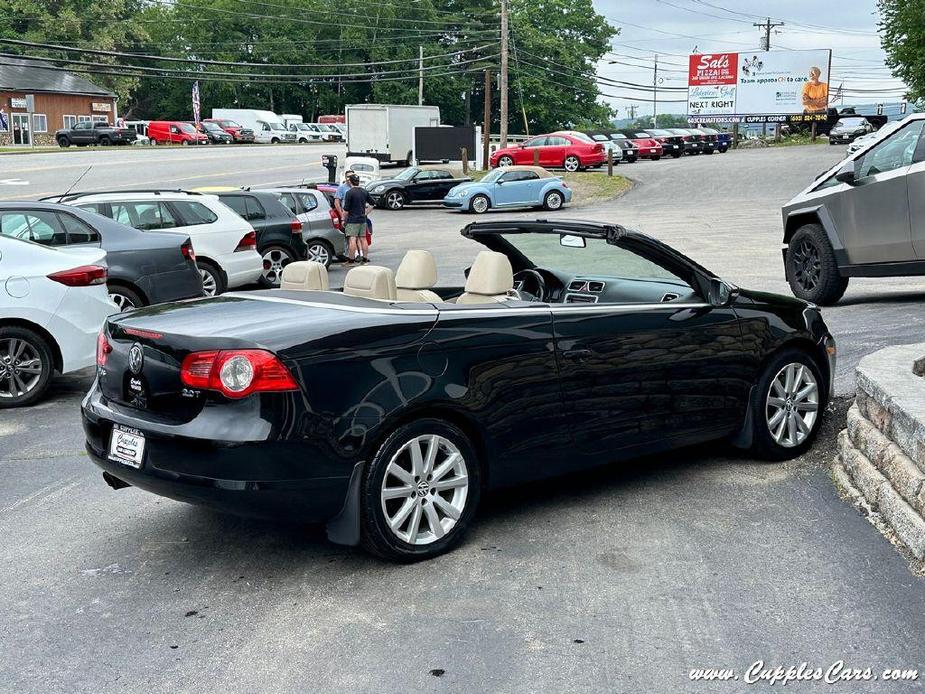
343,265,397,300
396,250,438,290
280,261,329,291
463,251,513,296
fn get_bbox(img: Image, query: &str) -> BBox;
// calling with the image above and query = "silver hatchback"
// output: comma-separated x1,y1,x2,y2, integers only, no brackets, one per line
781,114,925,304
258,188,347,267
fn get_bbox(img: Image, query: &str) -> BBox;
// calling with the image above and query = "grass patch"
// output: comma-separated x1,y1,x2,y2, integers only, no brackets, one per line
765,133,829,147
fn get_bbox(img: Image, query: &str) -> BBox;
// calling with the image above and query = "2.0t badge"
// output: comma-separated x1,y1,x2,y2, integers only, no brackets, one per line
128,343,144,375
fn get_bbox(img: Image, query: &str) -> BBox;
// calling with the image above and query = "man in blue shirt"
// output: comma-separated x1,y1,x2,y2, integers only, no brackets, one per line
333,168,355,222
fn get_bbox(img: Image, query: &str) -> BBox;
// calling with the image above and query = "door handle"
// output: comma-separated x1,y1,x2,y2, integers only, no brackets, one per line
562,348,592,361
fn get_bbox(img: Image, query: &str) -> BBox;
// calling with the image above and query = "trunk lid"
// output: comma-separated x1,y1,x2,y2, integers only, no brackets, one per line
99,291,437,421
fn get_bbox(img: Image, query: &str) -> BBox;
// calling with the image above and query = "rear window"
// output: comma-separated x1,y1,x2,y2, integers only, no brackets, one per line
171,200,218,226
221,195,266,221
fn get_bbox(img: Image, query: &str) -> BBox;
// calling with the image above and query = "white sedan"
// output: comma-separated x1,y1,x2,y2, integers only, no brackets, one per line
0,236,117,408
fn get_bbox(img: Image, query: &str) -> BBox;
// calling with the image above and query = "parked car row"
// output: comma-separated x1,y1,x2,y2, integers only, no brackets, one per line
486,127,731,171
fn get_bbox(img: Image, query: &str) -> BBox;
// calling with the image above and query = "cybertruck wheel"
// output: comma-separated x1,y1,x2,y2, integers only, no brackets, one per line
750,348,825,461
785,223,848,305
360,418,481,562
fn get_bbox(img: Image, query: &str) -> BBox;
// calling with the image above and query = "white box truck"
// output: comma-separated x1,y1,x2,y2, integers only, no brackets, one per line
211,109,296,144
346,104,440,164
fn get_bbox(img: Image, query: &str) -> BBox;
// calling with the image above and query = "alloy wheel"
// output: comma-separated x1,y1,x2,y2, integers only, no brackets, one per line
498,156,514,167
791,240,821,291
765,363,819,448
546,192,563,209
0,338,44,400
109,292,137,311
200,268,218,296
262,248,293,286
564,156,580,172
471,196,489,214
385,191,405,210
307,242,330,265
380,434,469,546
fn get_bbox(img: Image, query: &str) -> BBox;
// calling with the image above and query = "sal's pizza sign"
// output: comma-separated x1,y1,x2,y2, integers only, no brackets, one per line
688,53,738,86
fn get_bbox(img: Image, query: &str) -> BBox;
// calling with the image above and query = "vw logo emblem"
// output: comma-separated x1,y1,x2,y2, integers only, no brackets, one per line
128,343,144,375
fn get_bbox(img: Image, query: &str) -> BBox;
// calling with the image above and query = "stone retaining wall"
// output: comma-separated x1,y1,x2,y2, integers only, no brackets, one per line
833,344,925,560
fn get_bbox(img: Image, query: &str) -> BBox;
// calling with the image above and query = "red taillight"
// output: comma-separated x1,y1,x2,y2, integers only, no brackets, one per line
290,219,303,235
594,143,604,152
181,240,196,262
328,208,343,231
180,349,298,398
97,330,112,367
235,230,257,252
48,265,107,287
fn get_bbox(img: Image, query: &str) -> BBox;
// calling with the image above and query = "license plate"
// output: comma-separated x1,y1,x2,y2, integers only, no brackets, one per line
108,425,146,468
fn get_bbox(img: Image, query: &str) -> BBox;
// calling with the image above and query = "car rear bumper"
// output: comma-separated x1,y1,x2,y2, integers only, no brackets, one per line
220,251,264,289
82,388,352,522
141,267,205,303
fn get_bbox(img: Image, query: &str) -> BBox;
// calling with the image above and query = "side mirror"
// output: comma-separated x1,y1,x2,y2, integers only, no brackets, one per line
560,234,586,248
835,169,857,185
495,179,504,185
707,277,737,307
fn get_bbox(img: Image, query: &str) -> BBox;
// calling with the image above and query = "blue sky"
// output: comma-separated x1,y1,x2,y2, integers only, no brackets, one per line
589,0,905,117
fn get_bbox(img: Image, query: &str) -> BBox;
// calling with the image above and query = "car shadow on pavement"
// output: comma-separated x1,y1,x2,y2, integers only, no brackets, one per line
835,290,925,307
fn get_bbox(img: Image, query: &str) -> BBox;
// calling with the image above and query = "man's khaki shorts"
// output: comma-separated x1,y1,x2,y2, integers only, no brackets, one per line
345,222,366,237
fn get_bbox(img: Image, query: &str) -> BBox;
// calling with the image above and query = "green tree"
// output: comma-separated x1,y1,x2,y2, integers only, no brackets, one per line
878,0,922,103
632,113,688,129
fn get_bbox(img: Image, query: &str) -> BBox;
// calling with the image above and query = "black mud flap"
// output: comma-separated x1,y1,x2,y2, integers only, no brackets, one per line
729,386,757,450
325,462,365,546
102,471,132,490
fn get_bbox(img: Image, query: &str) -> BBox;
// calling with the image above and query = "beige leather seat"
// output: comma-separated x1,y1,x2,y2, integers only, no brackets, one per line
396,250,441,303
455,251,516,305
279,261,329,291
343,265,397,301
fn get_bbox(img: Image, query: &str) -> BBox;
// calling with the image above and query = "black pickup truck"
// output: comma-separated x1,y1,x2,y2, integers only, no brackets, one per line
55,121,137,147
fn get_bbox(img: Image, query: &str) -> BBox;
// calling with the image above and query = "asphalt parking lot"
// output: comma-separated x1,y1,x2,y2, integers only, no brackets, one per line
3,144,925,693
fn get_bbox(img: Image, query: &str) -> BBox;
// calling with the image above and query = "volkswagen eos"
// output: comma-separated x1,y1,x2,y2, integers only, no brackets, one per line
82,220,835,561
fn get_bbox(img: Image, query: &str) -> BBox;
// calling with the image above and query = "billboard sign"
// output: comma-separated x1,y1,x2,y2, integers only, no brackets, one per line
687,49,832,124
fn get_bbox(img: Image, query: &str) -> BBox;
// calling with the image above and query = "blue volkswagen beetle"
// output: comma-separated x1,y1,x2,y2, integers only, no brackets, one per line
443,165,572,214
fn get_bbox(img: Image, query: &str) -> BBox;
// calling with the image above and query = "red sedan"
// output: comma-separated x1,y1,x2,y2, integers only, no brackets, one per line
490,131,606,171
617,131,663,160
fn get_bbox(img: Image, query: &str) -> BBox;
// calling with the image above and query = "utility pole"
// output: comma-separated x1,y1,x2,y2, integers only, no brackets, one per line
499,0,509,147
483,68,492,169
754,17,784,51
627,104,637,120
653,54,658,128
418,46,424,106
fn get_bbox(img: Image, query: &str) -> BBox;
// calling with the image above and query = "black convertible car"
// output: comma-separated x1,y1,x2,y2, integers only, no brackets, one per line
365,168,472,210
82,220,835,561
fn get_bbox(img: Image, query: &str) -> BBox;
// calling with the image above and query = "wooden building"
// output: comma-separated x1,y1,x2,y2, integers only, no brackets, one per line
0,57,117,146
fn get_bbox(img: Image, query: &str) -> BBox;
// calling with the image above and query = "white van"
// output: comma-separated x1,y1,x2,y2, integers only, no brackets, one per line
211,109,296,144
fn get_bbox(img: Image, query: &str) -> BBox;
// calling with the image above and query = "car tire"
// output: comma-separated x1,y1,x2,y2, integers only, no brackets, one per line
785,224,848,305
543,190,564,211
271,138,280,144
627,156,637,163
469,194,490,214
359,418,482,562
384,190,406,210
749,348,825,461
704,149,714,155
108,284,144,312
197,260,225,297
306,239,334,268
498,155,514,167
671,152,682,158
150,138,158,146
259,245,295,287
98,137,111,146
564,155,581,172
57,136,71,148
0,326,55,409
651,155,661,161
181,140,190,146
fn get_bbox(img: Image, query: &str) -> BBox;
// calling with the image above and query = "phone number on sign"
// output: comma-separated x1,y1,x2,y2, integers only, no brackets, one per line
689,661,919,685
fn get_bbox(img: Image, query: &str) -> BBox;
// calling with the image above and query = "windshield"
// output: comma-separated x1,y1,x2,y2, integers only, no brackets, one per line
647,129,672,136
202,122,221,131
316,124,334,132
351,163,376,172
481,169,505,184
837,117,867,128
217,120,240,128
591,134,608,141
395,168,420,180
296,123,311,130
179,123,197,134
270,122,286,131
609,134,627,141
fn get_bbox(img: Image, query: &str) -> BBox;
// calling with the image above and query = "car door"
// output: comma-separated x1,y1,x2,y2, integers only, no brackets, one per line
296,192,332,233
516,136,547,165
900,126,925,259
71,121,93,144
494,170,539,206
410,170,445,201
543,135,569,167
825,119,924,264
545,235,750,459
